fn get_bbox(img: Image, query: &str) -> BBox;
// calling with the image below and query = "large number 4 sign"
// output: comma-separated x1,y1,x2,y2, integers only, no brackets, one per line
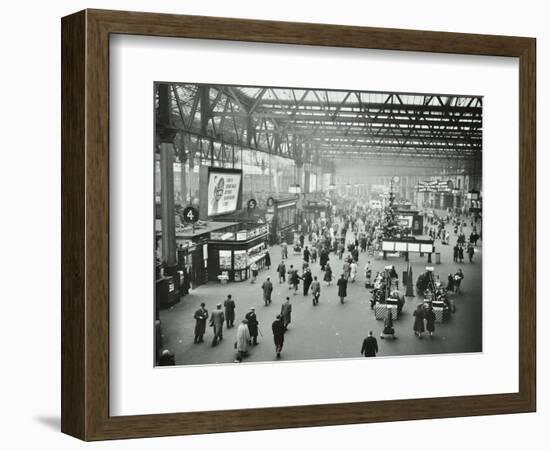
183,206,199,223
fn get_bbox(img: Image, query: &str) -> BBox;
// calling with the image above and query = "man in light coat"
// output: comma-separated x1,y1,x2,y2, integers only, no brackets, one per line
235,319,251,363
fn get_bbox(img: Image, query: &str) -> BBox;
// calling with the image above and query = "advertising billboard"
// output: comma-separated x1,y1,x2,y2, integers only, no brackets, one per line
198,167,243,219
207,170,242,216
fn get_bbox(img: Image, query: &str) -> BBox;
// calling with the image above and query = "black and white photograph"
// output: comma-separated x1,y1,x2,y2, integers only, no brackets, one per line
154,82,483,366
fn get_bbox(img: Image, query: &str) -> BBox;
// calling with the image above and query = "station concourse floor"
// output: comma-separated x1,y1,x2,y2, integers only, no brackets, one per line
159,218,482,366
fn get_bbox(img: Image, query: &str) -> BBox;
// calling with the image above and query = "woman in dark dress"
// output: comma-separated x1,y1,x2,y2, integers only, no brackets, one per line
413,304,425,338
323,263,333,285
264,250,271,269
289,268,300,294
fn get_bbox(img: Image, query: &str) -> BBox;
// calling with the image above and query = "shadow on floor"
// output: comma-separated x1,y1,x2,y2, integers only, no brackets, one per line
34,415,60,431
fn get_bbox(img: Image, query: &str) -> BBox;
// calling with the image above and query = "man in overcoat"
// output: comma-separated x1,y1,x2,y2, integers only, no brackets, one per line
223,294,236,328
280,297,292,330
193,302,209,343
245,307,259,345
310,276,321,305
361,331,378,357
302,268,313,296
209,303,225,346
277,261,286,284
337,273,348,304
272,314,286,359
303,246,310,263
262,277,274,306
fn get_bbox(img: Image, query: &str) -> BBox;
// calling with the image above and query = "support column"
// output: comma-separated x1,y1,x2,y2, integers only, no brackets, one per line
182,162,188,205
160,143,177,272
178,136,188,205
296,163,304,192
157,83,178,275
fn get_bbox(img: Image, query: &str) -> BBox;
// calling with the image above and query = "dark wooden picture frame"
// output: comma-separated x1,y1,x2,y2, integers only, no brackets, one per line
61,9,536,441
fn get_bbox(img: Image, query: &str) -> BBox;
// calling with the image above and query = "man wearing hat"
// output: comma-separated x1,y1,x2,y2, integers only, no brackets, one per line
235,319,250,362
245,307,259,345
224,294,236,328
271,314,286,359
193,302,209,344
280,297,292,330
262,277,273,306
301,267,313,296
361,330,378,357
209,303,225,346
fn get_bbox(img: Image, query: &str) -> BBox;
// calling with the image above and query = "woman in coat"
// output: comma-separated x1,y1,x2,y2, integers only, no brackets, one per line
323,263,333,285
425,306,436,337
235,320,251,362
413,304,425,338
446,273,455,292
289,267,300,294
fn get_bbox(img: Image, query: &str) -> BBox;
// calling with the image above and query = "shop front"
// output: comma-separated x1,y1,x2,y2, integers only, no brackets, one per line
396,210,424,236
208,223,269,282
267,197,297,245
303,199,330,223
170,221,240,290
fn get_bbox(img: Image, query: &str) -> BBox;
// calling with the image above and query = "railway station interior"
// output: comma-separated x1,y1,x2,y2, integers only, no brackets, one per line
154,83,483,366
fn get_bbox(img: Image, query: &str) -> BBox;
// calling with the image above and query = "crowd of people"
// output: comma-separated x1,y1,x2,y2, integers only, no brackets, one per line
157,197,481,365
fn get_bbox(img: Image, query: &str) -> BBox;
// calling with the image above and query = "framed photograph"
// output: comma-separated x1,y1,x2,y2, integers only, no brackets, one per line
61,9,536,441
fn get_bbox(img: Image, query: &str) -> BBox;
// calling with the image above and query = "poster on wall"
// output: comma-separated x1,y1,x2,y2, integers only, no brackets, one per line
206,169,242,216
